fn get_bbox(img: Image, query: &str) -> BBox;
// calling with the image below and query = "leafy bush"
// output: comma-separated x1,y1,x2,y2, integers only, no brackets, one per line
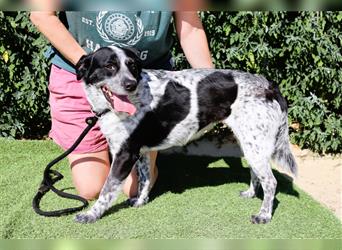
0,11,341,153
0,11,50,138
174,11,341,153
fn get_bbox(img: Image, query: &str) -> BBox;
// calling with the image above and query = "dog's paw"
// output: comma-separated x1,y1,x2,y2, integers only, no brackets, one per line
239,190,256,199
126,197,138,207
126,197,148,208
74,212,98,224
250,214,271,224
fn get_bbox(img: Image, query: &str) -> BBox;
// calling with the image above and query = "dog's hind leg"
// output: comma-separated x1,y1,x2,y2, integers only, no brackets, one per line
127,153,151,207
224,105,279,224
246,160,277,224
226,128,277,223
240,168,260,198
235,138,277,224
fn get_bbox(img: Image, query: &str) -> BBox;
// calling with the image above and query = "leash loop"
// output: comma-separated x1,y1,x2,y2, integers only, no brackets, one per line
32,116,99,217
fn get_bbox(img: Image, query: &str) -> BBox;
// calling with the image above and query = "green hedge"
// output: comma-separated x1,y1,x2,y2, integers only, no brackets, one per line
0,12,50,138
0,11,341,153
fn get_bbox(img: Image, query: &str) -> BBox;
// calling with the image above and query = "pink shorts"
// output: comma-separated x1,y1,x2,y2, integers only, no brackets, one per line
48,65,108,153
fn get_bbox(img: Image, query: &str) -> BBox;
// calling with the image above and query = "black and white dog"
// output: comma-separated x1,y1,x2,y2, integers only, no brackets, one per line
74,46,297,224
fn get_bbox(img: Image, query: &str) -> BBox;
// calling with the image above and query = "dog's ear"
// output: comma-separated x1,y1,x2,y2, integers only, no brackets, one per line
124,47,140,57
124,47,143,75
75,54,93,81
123,47,142,63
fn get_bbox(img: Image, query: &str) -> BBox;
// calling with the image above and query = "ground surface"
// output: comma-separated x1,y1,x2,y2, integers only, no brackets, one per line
0,139,341,239
168,137,342,222
289,145,341,221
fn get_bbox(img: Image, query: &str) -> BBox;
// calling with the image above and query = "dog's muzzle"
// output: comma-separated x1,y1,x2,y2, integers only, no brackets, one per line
123,79,137,92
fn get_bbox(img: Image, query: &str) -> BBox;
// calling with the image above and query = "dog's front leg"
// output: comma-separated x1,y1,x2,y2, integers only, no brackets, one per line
127,153,151,207
75,148,140,223
75,174,123,224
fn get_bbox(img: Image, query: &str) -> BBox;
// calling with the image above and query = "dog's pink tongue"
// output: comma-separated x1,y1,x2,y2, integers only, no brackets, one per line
112,94,136,115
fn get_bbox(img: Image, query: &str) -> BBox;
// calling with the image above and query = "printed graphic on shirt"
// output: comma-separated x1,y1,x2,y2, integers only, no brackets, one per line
55,11,172,70
96,11,144,47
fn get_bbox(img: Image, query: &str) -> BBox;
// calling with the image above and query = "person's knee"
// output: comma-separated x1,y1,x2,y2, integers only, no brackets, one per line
76,184,102,200
68,150,111,201
78,178,137,200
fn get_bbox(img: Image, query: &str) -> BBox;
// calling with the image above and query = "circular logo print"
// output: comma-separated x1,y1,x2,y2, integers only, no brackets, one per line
97,11,144,47
105,13,134,41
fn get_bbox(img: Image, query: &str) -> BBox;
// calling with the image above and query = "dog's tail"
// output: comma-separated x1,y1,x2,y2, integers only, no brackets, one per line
268,82,297,176
272,114,298,177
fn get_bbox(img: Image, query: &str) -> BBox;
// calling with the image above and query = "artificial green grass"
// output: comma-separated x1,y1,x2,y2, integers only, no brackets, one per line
0,138,341,239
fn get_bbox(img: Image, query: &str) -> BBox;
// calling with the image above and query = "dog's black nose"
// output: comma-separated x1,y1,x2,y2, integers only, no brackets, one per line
123,80,137,92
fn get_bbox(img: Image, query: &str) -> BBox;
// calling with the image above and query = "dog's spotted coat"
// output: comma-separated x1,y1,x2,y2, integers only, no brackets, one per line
74,46,297,224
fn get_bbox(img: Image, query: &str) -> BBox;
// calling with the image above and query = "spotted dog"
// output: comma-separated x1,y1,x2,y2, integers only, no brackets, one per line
74,46,297,224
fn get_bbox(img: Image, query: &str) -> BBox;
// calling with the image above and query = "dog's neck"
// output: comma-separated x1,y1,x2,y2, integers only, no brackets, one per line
93,108,111,117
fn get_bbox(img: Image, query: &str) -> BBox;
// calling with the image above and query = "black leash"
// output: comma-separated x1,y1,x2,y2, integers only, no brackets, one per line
32,114,103,217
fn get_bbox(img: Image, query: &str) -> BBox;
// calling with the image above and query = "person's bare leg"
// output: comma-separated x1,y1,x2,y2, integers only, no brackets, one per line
69,149,158,200
68,150,110,200
123,151,159,198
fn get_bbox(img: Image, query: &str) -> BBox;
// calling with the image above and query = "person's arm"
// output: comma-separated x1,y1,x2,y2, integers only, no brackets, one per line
174,11,214,69
30,9,86,65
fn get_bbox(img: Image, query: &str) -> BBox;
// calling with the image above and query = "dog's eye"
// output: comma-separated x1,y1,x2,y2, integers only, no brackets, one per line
105,64,117,71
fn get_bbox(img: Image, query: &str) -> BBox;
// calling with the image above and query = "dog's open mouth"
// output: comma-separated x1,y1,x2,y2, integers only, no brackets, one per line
101,85,114,106
101,85,136,115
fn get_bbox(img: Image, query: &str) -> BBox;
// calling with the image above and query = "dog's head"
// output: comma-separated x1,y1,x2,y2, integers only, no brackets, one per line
76,46,142,101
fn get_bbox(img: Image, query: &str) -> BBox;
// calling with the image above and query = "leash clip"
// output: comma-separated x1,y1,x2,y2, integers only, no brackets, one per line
86,116,98,125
